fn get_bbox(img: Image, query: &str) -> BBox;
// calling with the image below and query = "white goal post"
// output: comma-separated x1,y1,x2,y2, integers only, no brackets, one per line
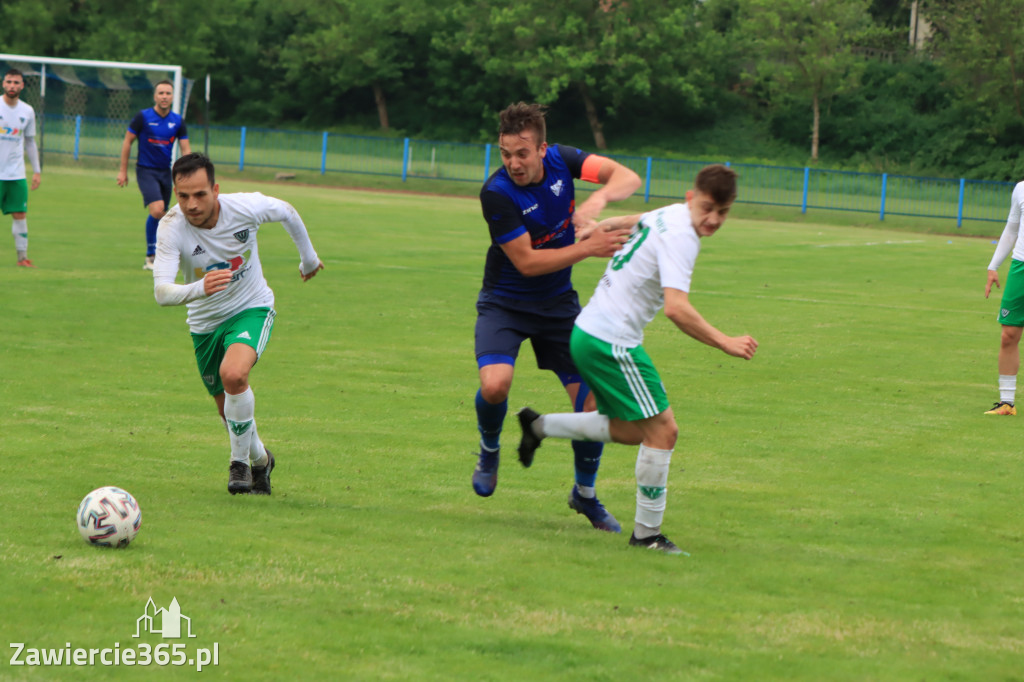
0,54,193,166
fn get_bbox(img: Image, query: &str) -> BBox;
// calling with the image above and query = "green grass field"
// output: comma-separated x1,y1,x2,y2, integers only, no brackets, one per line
1,167,1022,681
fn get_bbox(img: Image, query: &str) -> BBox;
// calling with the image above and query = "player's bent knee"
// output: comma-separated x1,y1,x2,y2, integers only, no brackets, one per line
648,416,678,450
479,382,511,404
219,367,250,394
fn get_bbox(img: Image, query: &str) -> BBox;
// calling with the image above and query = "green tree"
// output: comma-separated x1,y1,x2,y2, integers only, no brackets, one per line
50,0,292,124
927,0,1024,124
738,0,885,161
278,0,435,131
0,0,89,56
440,0,719,150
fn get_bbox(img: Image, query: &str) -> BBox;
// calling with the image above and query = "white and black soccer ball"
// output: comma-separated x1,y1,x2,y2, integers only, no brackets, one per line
76,486,142,548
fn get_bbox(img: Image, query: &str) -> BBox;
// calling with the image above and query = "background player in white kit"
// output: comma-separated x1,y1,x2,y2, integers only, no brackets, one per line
154,153,324,494
0,69,41,267
983,180,1024,415
516,164,758,554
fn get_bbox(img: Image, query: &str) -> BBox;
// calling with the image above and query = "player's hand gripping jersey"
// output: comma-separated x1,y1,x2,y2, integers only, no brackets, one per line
153,192,319,333
576,203,701,347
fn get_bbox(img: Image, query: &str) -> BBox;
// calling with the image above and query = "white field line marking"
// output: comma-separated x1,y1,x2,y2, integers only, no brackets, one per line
813,239,925,248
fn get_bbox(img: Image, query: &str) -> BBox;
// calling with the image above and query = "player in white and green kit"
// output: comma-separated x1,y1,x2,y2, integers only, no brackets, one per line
154,153,323,494
516,165,758,554
984,180,1024,415
0,69,41,267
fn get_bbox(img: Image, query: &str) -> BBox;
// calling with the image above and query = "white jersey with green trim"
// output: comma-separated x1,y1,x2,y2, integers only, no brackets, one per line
576,203,701,347
153,192,319,334
988,181,1024,270
0,99,35,180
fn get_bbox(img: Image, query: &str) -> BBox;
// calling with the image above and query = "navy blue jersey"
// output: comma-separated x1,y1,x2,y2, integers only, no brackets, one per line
128,108,188,170
479,144,591,302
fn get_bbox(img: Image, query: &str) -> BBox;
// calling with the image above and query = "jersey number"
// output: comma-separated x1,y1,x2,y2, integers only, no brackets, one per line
610,225,649,271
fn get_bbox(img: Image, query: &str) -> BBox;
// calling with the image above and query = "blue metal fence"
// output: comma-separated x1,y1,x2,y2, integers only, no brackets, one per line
50,115,1014,226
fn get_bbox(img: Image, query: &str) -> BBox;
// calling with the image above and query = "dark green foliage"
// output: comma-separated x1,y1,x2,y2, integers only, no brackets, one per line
4,0,1024,179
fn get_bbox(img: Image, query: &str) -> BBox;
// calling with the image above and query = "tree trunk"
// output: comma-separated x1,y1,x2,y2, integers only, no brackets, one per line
577,82,607,150
811,90,820,161
373,83,390,132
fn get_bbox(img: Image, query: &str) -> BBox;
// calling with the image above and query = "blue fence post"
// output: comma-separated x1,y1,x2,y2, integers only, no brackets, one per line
73,115,81,161
238,126,247,171
484,143,491,180
402,138,410,182
644,157,653,203
801,167,810,214
879,173,888,221
320,132,328,175
957,178,965,228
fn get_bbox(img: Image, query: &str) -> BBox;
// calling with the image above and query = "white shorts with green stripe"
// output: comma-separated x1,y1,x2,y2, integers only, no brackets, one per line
570,325,669,421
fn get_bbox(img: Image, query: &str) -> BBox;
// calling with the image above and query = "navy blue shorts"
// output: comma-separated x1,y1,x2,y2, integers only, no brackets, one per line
475,290,582,375
136,165,172,209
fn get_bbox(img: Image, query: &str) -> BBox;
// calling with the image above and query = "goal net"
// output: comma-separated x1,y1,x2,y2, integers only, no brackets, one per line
0,54,193,166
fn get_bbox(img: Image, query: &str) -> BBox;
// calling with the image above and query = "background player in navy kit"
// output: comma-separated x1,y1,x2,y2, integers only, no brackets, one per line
471,102,641,532
117,80,191,271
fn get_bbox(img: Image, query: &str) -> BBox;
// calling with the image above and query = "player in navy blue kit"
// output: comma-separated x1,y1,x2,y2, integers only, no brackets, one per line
117,80,191,271
472,102,641,532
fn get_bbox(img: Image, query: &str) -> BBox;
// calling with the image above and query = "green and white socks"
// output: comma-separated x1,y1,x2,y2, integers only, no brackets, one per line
223,387,268,467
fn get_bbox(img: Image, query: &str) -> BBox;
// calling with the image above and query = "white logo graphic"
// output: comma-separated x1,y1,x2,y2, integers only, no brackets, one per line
8,597,218,670
237,331,252,340
550,179,564,196
1002,308,1010,318
134,597,196,639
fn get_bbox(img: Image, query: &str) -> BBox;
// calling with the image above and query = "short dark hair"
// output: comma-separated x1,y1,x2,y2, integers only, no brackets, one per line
4,69,24,81
498,102,547,145
155,79,173,90
694,164,738,205
173,153,216,186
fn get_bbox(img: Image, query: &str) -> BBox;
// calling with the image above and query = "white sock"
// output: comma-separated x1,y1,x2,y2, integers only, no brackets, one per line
634,444,673,538
999,375,1016,404
575,484,596,499
12,218,27,256
223,387,256,464
536,412,611,442
250,425,268,468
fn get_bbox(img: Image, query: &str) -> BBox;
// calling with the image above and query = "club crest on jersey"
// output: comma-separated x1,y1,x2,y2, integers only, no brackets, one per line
233,229,250,243
550,179,564,196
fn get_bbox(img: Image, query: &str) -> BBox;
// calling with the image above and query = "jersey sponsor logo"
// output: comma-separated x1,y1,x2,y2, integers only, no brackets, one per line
531,217,572,248
193,249,252,282
192,245,206,256
233,229,250,243
550,179,564,196
0,125,22,136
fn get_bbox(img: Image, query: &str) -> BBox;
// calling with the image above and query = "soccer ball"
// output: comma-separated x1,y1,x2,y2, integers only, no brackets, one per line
76,486,142,548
